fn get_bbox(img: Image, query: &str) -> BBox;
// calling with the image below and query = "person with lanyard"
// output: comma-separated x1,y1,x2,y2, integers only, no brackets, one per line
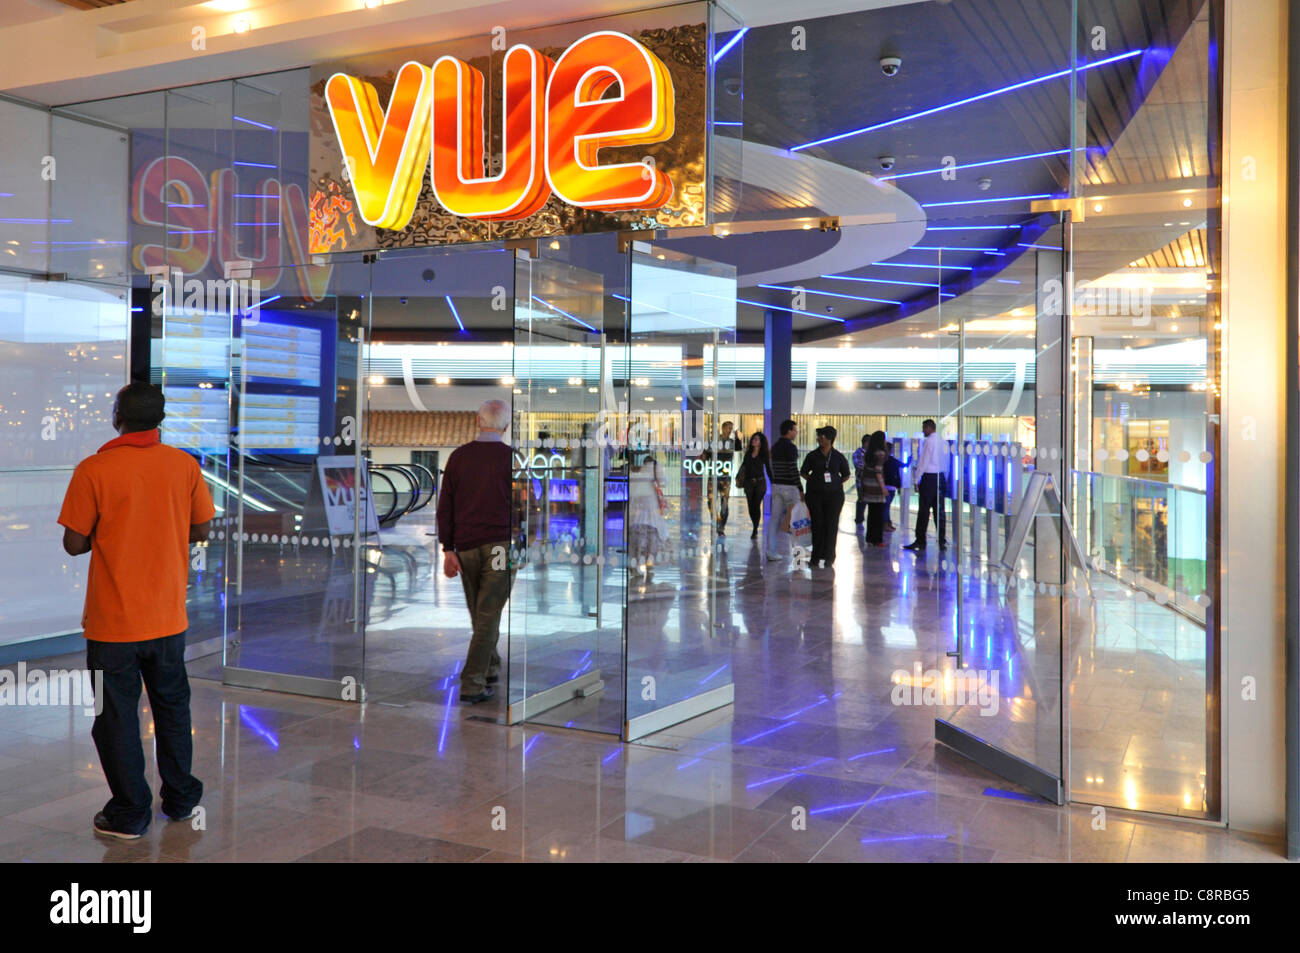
904,418,949,553
799,425,851,567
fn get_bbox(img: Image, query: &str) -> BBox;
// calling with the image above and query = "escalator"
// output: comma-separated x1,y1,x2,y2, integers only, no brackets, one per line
199,455,436,529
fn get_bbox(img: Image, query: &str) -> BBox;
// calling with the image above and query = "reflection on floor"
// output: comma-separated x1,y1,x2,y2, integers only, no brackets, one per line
0,503,1269,862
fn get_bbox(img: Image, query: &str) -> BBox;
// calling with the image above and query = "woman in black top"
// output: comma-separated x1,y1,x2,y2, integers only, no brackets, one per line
735,431,773,539
799,425,852,567
862,431,890,546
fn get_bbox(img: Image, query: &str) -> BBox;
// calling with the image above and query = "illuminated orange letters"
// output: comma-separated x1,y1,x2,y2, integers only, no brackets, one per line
324,61,433,229
323,31,676,226
431,45,554,220
545,31,675,211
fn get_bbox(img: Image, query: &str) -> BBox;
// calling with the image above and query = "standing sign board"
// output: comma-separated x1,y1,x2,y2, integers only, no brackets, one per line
305,455,381,538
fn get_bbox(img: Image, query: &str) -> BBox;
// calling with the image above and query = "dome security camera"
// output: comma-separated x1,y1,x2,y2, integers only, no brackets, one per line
421,268,435,284
880,56,902,77
878,155,896,171
723,78,742,96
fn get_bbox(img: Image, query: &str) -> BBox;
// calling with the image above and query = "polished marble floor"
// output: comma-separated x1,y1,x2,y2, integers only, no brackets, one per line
0,499,1280,862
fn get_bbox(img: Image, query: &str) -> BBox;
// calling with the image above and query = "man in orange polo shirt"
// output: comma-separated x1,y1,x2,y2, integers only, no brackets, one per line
58,381,215,840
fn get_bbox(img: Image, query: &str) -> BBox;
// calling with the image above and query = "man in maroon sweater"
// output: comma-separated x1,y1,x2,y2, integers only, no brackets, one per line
436,399,515,703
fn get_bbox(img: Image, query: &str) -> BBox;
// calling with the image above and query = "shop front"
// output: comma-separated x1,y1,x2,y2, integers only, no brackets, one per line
0,0,1252,829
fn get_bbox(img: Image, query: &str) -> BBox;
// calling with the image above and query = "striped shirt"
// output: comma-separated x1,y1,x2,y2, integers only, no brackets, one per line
771,437,801,486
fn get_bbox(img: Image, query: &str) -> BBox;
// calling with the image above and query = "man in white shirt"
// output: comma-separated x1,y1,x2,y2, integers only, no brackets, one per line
903,418,948,553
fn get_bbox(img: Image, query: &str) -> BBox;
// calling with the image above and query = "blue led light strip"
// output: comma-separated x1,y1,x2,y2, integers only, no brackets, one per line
712,27,748,63
532,294,596,332
879,148,1070,181
759,282,900,306
821,274,940,289
921,193,1054,209
233,115,276,131
690,290,846,323
790,48,1144,152
445,295,466,332
874,261,973,272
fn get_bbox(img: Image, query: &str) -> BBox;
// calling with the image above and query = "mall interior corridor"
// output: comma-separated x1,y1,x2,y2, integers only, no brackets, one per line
0,505,1279,863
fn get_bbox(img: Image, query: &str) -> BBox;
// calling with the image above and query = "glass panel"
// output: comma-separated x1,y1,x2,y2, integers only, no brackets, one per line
0,98,51,274
218,256,373,690
1067,0,1218,818
0,274,129,648
937,224,1069,797
359,242,516,706
509,241,616,731
623,243,737,739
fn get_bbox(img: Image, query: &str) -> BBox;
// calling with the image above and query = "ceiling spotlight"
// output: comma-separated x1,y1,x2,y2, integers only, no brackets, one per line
363,0,383,8
434,376,450,385
501,376,516,385
367,375,384,385
1182,197,1193,207
233,15,251,33
977,177,992,191
837,377,856,390
1093,203,1103,213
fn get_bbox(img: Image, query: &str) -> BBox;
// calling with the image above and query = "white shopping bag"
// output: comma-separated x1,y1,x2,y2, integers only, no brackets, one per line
788,501,812,546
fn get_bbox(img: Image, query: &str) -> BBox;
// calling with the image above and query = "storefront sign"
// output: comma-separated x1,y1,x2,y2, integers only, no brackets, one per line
309,5,707,249
325,32,676,227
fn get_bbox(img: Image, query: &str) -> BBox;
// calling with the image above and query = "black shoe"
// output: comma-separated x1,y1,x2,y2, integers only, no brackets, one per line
718,529,726,537
854,519,864,525
93,812,146,840
164,805,197,822
486,674,499,685
903,542,925,552
460,685,496,704
938,541,948,550
750,529,758,539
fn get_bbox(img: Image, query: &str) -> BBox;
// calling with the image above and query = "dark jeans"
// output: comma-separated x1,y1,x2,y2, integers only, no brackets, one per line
87,632,202,834
854,491,867,524
884,488,897,525
744,483,766,532
914,472,946,547
806,492,845,565
866,500,886,544
457,541,516,693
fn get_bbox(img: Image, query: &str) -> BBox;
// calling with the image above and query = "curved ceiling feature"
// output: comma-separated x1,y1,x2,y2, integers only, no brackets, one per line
665,139,927,288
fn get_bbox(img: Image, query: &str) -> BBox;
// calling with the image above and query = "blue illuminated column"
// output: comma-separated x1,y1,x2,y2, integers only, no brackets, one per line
764,308,792,444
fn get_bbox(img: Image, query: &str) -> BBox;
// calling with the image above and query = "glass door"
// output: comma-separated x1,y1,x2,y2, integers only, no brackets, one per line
219,255,375,702
932,231,1071,804
508,243,617,731
621,242,737,741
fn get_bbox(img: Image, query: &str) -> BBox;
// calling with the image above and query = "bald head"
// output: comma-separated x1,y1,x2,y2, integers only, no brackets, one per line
477,399,510,434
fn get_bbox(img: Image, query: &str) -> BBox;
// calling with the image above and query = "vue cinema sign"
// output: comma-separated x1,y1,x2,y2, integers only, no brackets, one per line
324,31,676,228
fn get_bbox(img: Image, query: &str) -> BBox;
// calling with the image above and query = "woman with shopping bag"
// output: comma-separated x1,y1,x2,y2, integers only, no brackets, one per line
798,425,851,567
